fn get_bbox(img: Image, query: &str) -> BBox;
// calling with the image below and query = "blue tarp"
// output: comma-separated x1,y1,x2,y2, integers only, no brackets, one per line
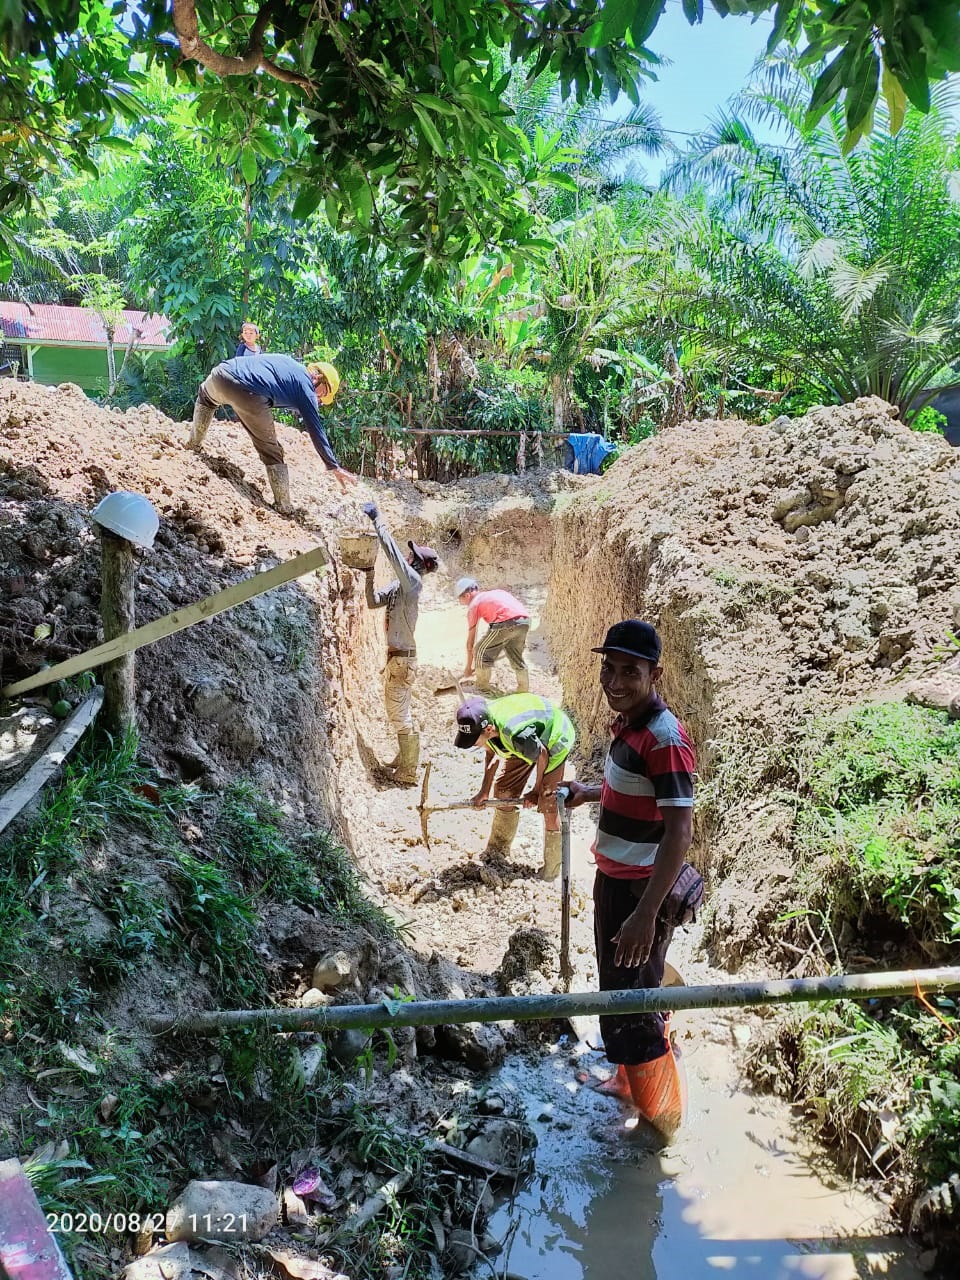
565,433,617,475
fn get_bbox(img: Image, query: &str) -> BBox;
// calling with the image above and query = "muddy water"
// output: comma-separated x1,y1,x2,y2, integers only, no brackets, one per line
486,1005,924,1279
352,588,924,1278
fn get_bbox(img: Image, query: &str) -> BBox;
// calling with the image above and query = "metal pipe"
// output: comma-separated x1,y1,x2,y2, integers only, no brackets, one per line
146,967,960,1036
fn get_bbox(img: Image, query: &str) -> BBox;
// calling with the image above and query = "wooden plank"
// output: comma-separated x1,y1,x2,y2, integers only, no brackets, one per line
0,1159,73,1280
0,688,104,835
1,546,328,699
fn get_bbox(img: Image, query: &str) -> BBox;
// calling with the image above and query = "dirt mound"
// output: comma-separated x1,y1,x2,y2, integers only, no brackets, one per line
547,397,960,955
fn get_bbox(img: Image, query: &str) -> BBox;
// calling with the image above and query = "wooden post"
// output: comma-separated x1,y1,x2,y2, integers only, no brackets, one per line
99,527,137,738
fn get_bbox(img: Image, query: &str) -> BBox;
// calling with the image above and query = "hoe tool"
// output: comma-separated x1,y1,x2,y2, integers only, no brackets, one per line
416,762,520,848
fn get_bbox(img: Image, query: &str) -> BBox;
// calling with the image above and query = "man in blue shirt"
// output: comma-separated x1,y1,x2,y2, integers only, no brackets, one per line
187,354,354,513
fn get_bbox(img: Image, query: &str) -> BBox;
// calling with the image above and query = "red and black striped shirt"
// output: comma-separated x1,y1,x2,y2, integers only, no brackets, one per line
592,696,696,880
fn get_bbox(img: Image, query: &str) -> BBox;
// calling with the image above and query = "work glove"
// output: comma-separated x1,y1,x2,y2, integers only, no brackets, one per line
362,502,379,522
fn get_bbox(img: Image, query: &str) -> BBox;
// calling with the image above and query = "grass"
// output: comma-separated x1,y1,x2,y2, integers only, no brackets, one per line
794,702,960,944
0,735,432,1278
741,700,960,1229
708,566,796,619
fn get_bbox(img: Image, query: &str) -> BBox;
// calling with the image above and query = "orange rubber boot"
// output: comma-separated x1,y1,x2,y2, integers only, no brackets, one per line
624,1026,687,1141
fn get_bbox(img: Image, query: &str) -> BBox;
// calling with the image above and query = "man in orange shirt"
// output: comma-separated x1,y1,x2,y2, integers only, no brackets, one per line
456,578,531,693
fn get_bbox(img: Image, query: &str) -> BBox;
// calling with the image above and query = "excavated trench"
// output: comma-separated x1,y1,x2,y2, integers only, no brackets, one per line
326,491,926,1280
4,384,955,1275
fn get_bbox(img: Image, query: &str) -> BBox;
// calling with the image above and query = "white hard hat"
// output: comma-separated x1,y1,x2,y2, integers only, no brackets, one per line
90,491,159,549
455,577,479,596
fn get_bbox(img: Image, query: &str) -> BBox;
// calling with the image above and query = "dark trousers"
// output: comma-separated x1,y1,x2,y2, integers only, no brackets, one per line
594,869,674,1065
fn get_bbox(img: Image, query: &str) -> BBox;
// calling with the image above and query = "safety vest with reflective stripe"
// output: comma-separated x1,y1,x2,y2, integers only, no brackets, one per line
485,694,576,771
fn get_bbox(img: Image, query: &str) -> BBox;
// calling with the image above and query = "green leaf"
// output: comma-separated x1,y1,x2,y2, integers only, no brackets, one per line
292,186,324,220
883,25,931,113
805,48,853,126
631,0,668,46
356,180,373,228
767,0,798,52
586,0,660,49
843,44,879,141
411,102,446,156
881,60,906,134
415,92,455,116
681,0,704,21
240,145,258,185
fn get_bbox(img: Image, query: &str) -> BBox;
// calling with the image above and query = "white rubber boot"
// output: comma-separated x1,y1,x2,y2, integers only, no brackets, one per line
515,668,530,693
266,462,293,515
394,732,420,786
540,830,562,881
484,807,520,857
187,400,214,450
475,666,493,693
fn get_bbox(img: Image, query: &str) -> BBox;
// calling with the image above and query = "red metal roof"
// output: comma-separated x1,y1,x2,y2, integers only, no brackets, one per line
0,302,170,349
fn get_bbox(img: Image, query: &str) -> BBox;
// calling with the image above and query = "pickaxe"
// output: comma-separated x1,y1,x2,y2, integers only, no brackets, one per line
416,761,520,848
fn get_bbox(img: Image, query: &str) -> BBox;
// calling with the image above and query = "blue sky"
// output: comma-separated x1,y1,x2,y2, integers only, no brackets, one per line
626,2,776,182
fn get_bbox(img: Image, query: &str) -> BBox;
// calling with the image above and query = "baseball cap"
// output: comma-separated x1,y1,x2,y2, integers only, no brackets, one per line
591,619,662,664
455,577,479,597
454,696,489,748
408,540,439,570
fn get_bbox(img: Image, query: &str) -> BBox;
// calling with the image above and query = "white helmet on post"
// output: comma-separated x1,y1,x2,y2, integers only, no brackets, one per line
90,491,159,549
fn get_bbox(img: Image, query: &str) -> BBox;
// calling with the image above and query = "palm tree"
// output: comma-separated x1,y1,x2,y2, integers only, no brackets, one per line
503,62,670,219
664,55,960,420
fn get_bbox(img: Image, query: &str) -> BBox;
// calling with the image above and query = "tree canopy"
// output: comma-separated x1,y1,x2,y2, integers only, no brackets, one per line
3,2,959,279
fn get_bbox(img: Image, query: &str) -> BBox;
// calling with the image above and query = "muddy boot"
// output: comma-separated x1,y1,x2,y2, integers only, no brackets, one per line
393,732,419,786
475,666,493,693
265,462,293,515
540,830,562,881
515,668,530,693
484,807,519,857
187,399,214,450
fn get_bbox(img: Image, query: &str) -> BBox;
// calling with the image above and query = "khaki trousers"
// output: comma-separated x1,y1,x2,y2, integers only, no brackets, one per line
198,366,284,466
384,655,417,732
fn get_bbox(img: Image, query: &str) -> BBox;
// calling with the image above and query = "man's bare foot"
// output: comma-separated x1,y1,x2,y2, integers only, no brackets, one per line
596,1064,632,1100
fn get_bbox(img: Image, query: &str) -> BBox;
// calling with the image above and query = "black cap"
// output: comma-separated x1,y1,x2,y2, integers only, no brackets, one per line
454,697,489,748
591,619,661,664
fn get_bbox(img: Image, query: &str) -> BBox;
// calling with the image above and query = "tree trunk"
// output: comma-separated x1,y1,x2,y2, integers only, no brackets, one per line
99,528,137,739
662,343,686,430
551,372,570,432
243,181,252,309
114,330,138,394
426,334,440,403
105,326,117,397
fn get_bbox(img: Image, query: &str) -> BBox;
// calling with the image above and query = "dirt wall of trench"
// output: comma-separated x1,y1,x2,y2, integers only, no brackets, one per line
545,397,960,952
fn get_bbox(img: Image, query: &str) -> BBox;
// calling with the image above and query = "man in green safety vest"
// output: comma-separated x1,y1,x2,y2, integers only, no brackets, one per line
454,693,576,880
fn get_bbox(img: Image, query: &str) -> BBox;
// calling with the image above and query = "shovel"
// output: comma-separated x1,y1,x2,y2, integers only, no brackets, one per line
433,674,470,697
557,785,574,993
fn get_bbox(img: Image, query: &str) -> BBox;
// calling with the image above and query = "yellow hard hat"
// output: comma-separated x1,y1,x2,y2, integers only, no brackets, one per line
307,360,340,405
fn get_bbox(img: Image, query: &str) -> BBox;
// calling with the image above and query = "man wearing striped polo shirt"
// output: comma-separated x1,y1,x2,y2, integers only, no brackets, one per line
566,619,701,1129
